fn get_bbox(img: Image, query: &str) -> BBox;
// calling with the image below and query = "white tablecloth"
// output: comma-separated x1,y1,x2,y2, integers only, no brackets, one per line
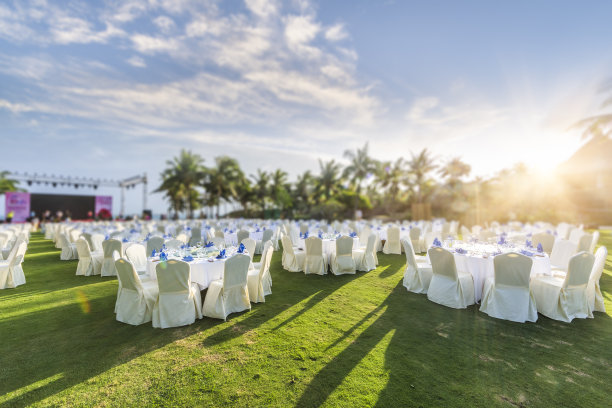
147,258,226,290
454,253,551,302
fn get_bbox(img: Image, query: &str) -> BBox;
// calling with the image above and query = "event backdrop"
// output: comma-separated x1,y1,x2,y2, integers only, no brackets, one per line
5,192,31,222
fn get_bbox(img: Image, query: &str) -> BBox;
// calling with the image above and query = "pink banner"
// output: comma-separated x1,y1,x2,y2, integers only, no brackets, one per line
95,196,113,218
5,192,31,222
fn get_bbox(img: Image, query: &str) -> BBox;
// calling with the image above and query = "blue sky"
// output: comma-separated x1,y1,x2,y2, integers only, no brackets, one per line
1,0,611,215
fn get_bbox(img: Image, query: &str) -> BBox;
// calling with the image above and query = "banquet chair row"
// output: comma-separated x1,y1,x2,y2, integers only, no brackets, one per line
402,244,606,323
115,247,274,327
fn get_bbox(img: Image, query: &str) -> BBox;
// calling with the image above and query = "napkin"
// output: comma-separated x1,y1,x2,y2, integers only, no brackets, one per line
104,235,110,240
520,249,534,257
182,255,194,262
122,238,129,243
432,237,442,247
151,249,157,257
216,249,226,259
205,241,214,248
237,243,245,253
537,243,543,253
318,232,323,238
130,229,137,234
349,232,357,238
498,236,506,245
525,240,532,248
455,247,467,255
159,252,168,261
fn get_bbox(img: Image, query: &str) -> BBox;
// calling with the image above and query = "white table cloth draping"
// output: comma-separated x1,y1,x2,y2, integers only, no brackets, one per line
147,258,226,290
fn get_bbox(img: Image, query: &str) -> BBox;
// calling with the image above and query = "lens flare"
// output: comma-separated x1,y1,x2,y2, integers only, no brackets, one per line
76,290,90,314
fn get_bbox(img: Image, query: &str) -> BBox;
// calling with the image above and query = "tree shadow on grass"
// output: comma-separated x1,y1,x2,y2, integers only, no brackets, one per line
296,280,612,407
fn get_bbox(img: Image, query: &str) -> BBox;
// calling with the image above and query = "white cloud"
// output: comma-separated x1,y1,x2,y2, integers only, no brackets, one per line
325,23,347,42
131,34,179,54
245,0,279,18
127,55,146,68
153,15,175,33
0,99,34,113
406,97,439,121
284,14,320,58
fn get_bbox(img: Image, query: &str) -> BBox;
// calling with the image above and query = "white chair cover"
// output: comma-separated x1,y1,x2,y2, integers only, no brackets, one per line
58,232,78,260
237,230,250,245
531,251,594,322
401,239,432,294
75,238,103,276
577,233,593,253
354,233,377,272
587,246,607,313
532,232,554,255
281,235,305,272
247,246,273,303
410,227,423,253
115,258,158,325
427,247,475,309
188,227,202,247
146,236,164,255
479,253,537,323
330,236,357,275
152,260,203,328
165,239,182,250
550,239,577,271
202,254,251,320
304,237,326,275
241,238,256,263
101,239,122,276
175,233,189,244
91,233,105,252
0,241,27,289
125,244,148,275
383,227,401,254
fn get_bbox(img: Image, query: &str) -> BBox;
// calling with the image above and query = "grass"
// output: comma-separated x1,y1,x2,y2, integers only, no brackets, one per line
1,232,611,407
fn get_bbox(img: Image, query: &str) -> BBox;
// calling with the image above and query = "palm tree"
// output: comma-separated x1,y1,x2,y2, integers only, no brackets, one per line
270,169,291,211
251,169,270,211
154,150,206,218
0,171,20,194
574,78,612,141
439,157,471,189
342,142,377,194
316,159,342,201
407,148,437,204
204,156,245,217
377,158,406,204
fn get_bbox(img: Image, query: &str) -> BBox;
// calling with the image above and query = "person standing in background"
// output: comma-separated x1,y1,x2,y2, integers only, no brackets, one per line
6,210,14,223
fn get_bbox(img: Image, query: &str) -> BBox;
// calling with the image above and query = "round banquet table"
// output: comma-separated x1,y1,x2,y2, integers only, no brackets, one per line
147,257,226,290
453,252,551,302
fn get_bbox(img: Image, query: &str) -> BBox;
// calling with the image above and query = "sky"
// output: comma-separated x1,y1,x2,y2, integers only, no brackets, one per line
1,0,612,216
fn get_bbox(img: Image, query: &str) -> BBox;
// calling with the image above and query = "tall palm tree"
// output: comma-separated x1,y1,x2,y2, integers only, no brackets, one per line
154,149,206,218
293,170,314,212
270,169,291,210
204,156,245,217
439,157,471,189
342,142,377,194
0,171,20,194
251,169,270,211
407,148,437,204
377,158,406,203
316,159,342,201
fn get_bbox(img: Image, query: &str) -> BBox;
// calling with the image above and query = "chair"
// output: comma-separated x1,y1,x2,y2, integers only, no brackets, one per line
478,230,496,243
202,254,251,320
589,231,599,254
354,233,377,272
304,236,326,275
58,232,78,260
531,252,594,322
532,232,554,255
401,239,432,294
410,227,423,253
241,238,256,263
0,241,27,289
423,231,439,250
165,239,183,250
383,227,401,254
75,238,103,276
359,226,372,248
115,258,158,325
176,233,189,244
214,229,225,239
189,227,202,247
460,225,471,240
427,247,475,309
253,240,274,271
125,244,148,276
255,229,274,254
247,246,273,303
281,235,305,272
479,253,537,323
577,233,593,253
146,236,164,255
568,228,584,245
549,239,577,271
237,230,250,245
82,233,94,251
330,236,357,275
153,260,203,328
587,246,607,313
101,239,122,277
91,233,105,252
210,236,226,249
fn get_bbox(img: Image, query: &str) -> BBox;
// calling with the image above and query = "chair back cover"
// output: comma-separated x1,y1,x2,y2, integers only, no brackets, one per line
300,224,309,234
387,227,400,243
428,247,458,280
365,233,376,254
568,228,584,244
410,227,421,240
103,239,122,258
147,236,164,254
241,238,256,260
563,252,594,288
589,231,599,254
175,233,188,244
75,238,92,258
156,260,190,293
215,229,225,238
402,239,418,272
590,246,607,283
211,237,225,248
91,233,105,252
577,233,593,253
305,236,323,256
336,236,353,257
550,239,577,269
189,227,202,246
223,254,250,291
115,258,140,292
532,232,554,254
165,239,182,250
262,229,274,242
125,244,147,271
281,235,295,255
237,230,250,244
493,252,533,288
82,233,94,250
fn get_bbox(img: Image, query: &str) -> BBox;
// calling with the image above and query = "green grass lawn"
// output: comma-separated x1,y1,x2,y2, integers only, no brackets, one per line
1,232,611,407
